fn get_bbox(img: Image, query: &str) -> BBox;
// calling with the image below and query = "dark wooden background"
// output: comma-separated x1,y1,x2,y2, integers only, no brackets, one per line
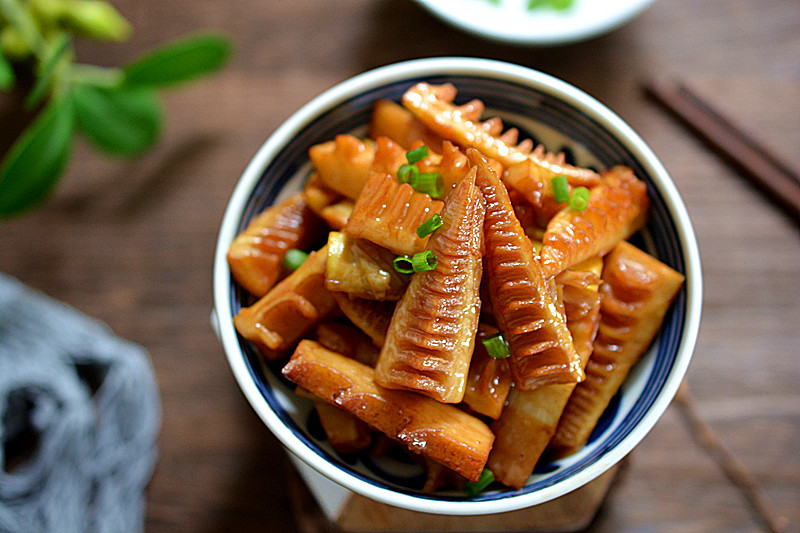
1,0,798,531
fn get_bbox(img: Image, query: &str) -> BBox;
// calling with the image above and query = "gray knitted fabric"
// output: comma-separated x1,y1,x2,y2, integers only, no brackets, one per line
0,273,160,533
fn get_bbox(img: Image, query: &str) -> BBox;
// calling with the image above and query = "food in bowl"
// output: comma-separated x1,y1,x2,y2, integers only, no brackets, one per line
225,80,684,493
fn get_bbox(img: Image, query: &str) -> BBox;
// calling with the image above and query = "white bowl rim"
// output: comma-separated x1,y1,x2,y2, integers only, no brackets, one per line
213,56,702,515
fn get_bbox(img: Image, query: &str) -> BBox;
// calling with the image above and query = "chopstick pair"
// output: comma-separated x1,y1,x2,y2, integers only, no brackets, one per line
644,79,800,226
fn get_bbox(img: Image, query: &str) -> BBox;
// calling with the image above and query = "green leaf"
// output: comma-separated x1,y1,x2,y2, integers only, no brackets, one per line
0,97,74,217
25,33,71,109
122,33,231,89
0,49,15,91
71,84,162,155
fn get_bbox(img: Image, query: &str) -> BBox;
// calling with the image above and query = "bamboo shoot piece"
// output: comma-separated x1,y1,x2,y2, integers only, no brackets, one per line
374,165,485,403
462,324,512,419
234,245,336,360
401,82,598,183
470,148,583,391
227,192,324,297
344,172,444,256
488,261,603,489
282,340,495,482
370,98,444,151
309,134,407,200
319,201,353,230
539,165,650,278
325,231,409,300
296,387,373,454
314,320,380,367
549,241,684,458
332,293,394,347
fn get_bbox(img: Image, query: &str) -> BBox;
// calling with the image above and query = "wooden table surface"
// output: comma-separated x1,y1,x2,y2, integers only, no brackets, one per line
2,0,798,531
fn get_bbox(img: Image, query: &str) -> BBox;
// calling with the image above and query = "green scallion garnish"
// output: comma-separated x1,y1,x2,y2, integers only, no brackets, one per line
397,163,419,184
394,250,438,274
412,250,437,272
414,172,445,198
393,256,414,274
462,468,495,497
569,186,590,211
405,145,430,164
283,248,309,271
551,175,570,203
416,213,443,238
482,333,511,359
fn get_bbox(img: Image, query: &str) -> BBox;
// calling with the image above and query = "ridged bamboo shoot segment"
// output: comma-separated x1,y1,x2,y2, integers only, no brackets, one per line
227,192,324,297
549,241,684,458
374,166,485,403
233,245,336,360
332,292,394,347
401,82,598,183
282,340,495,482
308,134,406,200
344,172,444,256
325,231,409,301
470,148,583,391
488,264,603,489
370,98,444,151
540,165,650,278
462,324,513,419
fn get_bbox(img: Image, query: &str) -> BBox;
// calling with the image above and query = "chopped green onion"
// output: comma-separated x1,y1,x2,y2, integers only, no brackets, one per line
393,256,414,274
482,333,511,359
414,172,445,198
397,163,419,184
416,213,443,238
569,186,590,211
411,250,437,272
551,174,570,203
462,468,495,497
283,248,308,271
405,145,430,164
394,251,438,274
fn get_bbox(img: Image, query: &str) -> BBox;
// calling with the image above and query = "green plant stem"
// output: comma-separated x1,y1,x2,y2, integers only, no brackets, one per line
70,63,123,88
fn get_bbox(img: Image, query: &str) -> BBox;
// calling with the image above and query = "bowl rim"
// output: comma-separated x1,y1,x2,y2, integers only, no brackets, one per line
413,0,658,46
213,57,702,515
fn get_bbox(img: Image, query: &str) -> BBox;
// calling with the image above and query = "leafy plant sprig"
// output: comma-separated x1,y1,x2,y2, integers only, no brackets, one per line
0,0,231,217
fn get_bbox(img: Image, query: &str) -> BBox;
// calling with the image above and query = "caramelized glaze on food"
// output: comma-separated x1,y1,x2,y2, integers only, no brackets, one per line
462,324,512,419
344,172,444,256
234,245,337,359
540,165,650,278
374,167,485,403
283,340,495,482
487,260,603,489
549,241,684,458
402,82,599,183
470,148,583,391
227,192,324,297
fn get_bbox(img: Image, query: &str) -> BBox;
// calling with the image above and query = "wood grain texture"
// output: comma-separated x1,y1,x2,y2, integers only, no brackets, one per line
1,0,798,531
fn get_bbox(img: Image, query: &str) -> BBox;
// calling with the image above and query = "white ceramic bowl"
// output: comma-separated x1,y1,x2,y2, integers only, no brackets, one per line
213,57,701,515
414,0,657,46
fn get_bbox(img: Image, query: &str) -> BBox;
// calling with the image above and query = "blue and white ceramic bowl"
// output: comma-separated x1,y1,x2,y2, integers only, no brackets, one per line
213,57,702,515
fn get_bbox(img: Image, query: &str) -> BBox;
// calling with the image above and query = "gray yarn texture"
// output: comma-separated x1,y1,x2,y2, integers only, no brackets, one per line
0,273,161,533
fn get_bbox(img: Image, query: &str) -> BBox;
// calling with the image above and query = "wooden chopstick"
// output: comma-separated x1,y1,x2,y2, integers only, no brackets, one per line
644,78,800,225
